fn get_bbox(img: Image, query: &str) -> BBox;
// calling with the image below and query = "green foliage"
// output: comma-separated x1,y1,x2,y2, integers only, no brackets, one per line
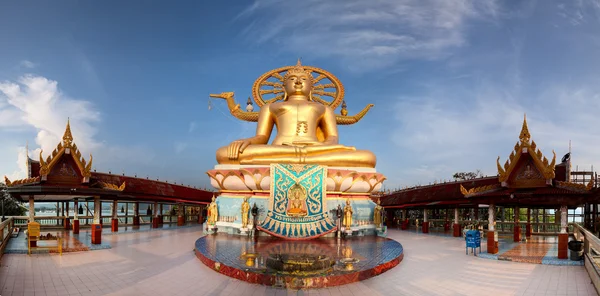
0,182,26,216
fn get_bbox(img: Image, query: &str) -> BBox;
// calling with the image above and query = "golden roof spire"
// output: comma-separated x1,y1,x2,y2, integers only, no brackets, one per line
519,113,530,144
63,118,73,147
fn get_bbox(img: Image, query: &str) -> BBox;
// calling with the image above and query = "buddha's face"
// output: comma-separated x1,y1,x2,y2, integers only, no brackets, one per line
283,72,312,97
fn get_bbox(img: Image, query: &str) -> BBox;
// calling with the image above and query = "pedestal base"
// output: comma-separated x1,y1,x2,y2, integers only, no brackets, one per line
487,231,498,254
64,218,70,230
91,224,102,245
29,237,36,248
453,223,461,237
133,216,140,226
152,217,159,228
514,224,521,242
401,219,409,230
177,216,185,226
111,218,118,232
73,219,79,234
204,224,217,234
422,222,429,233
558,233,568,259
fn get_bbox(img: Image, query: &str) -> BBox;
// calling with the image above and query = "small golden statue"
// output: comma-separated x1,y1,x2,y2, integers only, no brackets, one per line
211,60,376,168
373,198,383,228
207,195,218,226
343,198,353,229
241,196,250,228
286,183,308,217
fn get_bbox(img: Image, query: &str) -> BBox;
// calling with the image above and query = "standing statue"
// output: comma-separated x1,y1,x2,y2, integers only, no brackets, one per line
373,198,383,228
343,199,353,229
212,60,376,168
207,195,218,226
241,196,250,228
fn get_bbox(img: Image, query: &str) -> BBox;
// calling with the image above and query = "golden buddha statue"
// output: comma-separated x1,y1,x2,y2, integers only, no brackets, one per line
241,196,250,228
286,183,308,217
343,198,353,229
213,60,376,168
207,195,218,226
373,198,383,228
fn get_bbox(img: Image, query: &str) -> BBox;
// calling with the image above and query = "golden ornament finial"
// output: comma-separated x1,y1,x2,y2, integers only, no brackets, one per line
341,100,348,116
519,113,530,144
63,118,74,147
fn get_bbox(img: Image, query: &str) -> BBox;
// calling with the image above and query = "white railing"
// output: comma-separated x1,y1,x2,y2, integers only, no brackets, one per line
0,217,15,259
9,214,195,228
572,223,600,295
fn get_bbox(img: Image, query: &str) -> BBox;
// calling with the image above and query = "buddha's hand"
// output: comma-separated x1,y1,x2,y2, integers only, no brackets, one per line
227,140,252,160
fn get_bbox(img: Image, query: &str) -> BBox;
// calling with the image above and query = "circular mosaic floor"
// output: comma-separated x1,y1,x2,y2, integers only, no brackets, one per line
194,234,404,289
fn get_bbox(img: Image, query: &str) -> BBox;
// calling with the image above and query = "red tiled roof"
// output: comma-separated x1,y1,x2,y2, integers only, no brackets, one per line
91,172,213,203
380,177,499,207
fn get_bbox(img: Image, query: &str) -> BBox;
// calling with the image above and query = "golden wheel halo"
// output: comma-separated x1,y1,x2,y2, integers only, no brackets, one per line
251,65,345,109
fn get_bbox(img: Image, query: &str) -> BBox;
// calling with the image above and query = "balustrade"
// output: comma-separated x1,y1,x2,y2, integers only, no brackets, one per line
572,223,600,293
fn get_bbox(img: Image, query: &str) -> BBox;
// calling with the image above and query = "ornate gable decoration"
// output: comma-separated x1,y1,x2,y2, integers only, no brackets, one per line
97,181,126,191
496,115,556,187
38,119,93,183
460,184,502,198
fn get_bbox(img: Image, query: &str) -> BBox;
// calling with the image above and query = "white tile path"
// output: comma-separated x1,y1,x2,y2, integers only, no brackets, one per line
0,226,597,296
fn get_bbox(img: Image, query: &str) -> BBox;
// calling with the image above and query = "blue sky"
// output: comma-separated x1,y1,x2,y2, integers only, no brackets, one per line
1,0,600,190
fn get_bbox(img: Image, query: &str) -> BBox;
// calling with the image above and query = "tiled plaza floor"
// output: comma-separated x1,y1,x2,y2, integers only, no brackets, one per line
0,227,597,296
5,223,200,254
403,227,583,266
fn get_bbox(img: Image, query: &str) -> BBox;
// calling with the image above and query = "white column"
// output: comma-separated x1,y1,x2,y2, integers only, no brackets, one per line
560,205,567,234
93,197,101,224
454,208,459,224
154,202,159,218
488,204,495,231
112,200,118,219
74,199,79,221
133,202,139,217
423,209,428,222
28,196,35,223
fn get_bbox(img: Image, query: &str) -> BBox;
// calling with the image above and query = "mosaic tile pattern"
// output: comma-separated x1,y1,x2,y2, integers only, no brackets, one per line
194,235,404,289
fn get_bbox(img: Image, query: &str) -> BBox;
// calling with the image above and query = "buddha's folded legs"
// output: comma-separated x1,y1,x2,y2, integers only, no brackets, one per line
237,148,377,168
216,144,360,165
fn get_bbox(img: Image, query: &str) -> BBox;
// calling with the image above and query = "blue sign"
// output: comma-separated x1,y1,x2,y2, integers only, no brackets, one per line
465,230,481,255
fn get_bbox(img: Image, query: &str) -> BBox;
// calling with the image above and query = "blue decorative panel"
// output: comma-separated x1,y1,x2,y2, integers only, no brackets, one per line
258,164,336,239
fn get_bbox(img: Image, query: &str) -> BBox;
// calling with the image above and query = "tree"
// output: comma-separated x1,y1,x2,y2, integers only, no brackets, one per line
453,170,484,181
0,182,26,217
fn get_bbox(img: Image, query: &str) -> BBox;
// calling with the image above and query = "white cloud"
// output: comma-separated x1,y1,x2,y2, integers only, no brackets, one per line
383,81,600,189
0,75,100,179
174,142,187,154
188,121,197,133
19,60,37,69
239,0,499,70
